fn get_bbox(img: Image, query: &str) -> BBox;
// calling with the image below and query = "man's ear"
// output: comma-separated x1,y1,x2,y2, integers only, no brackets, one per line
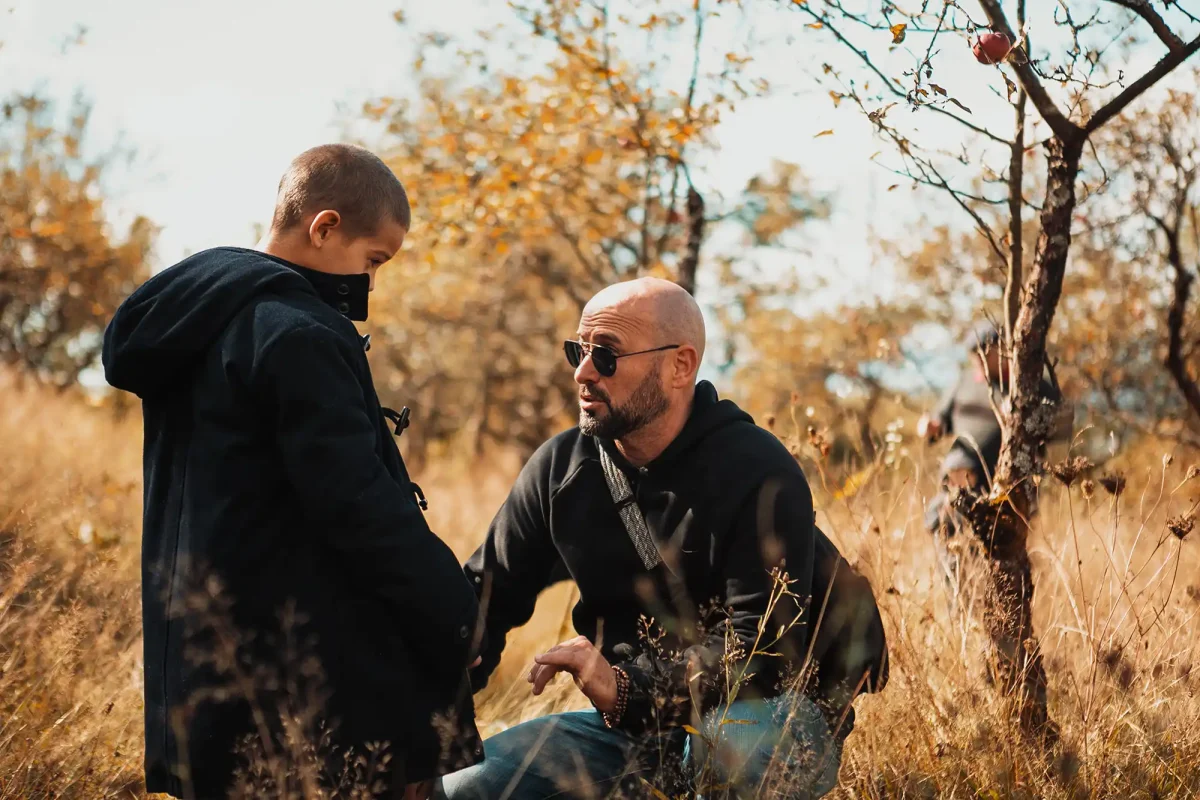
672,345,701,388
308,210,341,248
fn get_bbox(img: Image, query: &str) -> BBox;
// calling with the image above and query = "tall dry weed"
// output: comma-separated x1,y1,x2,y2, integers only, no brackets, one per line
3,371,1200,797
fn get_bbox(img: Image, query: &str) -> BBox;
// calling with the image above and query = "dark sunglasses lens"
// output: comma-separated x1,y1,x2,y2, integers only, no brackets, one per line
564,341,583,368
591,347,617,377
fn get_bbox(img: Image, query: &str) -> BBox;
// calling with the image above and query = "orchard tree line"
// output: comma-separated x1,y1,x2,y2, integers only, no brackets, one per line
3,0,1199,744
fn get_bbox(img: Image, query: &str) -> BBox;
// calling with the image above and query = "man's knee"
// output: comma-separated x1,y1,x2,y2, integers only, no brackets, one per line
692,695,841,796
440,712,631,800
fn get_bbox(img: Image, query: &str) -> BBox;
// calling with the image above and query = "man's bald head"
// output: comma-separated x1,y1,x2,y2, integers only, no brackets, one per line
572,278,706,446
582,278,706,365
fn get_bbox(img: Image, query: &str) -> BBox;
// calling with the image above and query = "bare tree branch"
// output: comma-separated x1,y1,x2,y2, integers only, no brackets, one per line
1104,0,1186,52
1005,0,1028,339
976,0,1082,141
1084,34,1200,134
800,5,1013,145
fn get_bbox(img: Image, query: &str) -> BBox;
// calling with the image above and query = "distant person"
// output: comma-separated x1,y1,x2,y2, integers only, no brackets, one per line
439,278,887,800
103,144,483,800
918,321,1070,580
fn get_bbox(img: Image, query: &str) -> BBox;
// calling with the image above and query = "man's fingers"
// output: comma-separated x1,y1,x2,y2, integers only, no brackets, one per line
530,663,562,695
533,647,584,670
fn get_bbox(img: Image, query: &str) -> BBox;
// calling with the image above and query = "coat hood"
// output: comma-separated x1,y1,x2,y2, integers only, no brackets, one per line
102,247,368,398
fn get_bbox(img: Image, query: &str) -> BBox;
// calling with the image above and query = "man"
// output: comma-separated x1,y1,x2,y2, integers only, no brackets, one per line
919,321,1070,588
103,144,483,799
441,279,886,800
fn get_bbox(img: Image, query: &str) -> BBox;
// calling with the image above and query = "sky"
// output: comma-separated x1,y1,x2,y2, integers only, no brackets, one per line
4,0,1195,392
1,0,911,277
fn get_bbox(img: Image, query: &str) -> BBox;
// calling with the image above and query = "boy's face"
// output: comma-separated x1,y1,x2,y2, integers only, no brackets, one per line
304,210,407,291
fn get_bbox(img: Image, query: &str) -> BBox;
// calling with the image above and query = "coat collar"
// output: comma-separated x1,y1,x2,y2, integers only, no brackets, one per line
281,262,370,322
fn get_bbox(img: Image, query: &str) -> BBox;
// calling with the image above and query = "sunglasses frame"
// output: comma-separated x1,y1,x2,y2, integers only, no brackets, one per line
563,340,681,377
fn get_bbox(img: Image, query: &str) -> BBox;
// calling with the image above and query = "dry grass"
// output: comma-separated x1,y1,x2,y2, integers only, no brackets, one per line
3,370,1200,798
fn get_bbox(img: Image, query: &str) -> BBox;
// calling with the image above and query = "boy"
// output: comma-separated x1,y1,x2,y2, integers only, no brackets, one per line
104,144,483,799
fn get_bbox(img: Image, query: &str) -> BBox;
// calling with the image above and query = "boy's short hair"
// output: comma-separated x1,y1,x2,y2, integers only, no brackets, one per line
270,144,410,237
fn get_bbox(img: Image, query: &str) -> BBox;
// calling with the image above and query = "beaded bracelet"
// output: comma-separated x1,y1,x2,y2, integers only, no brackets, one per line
601,666,630,729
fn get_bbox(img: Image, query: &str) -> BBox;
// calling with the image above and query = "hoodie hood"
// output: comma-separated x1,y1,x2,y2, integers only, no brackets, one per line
600,381,754,471
102,247,368,398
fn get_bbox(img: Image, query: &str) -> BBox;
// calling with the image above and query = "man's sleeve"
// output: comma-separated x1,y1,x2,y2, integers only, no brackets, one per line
934,377,958,433
463,441,563,690
259,323,480,675
616,471,816,734
1039,378,1073,441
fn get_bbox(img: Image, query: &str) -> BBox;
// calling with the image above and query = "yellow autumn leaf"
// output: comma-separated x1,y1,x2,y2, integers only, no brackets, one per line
584,149,604,165
682,724,701,735
890,23,907,44
814,129,834,138
807,22,824,29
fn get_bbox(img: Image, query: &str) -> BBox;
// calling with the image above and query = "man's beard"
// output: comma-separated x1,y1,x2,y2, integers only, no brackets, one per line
579,369,670,440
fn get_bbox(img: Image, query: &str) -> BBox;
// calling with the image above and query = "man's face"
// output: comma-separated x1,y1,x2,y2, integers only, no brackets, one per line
573,306,670,439
306,213,408,291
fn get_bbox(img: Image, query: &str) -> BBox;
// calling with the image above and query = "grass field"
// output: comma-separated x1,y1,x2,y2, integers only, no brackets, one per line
3,369,1200,798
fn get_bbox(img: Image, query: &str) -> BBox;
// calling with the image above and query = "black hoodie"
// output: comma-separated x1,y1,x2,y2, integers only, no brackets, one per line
466,382,885,735
103,247,483,799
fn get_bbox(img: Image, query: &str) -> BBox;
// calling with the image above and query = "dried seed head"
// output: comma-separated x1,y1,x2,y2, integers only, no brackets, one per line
1168,514,1195,541
1165,454,1175,468
1080,479,1095,500
1050,455,1092,487
1186,465,1200,481
1099,473,1126,496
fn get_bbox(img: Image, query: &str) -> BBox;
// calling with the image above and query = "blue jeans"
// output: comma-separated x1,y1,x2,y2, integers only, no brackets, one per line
437,693,847,799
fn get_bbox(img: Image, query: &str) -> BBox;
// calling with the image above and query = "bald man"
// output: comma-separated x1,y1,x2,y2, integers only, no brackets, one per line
440,279,865,799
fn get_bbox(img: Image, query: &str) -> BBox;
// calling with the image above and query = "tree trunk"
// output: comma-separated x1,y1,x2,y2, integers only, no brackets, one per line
677,186,705,296
964,134,1083,743
1162,219,1200,419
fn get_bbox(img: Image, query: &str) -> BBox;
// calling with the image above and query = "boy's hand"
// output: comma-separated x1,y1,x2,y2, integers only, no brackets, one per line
527,636,618,713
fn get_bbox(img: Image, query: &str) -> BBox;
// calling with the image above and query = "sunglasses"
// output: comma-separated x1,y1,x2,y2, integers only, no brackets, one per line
563,340,681,378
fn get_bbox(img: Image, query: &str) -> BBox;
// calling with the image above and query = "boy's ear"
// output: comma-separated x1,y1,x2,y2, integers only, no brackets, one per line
308,210,341,247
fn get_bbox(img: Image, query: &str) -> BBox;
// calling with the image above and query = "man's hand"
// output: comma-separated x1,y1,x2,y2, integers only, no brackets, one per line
918,414,943,443
527,635,618,713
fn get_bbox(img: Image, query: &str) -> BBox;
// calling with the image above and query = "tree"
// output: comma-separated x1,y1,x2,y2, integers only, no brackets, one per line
0,93,154,386
363,2,824,461
1103,83,1200,429
779,0,1200,740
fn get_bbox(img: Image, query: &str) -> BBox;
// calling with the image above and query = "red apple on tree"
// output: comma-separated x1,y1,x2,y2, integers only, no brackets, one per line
973,31,1012,65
